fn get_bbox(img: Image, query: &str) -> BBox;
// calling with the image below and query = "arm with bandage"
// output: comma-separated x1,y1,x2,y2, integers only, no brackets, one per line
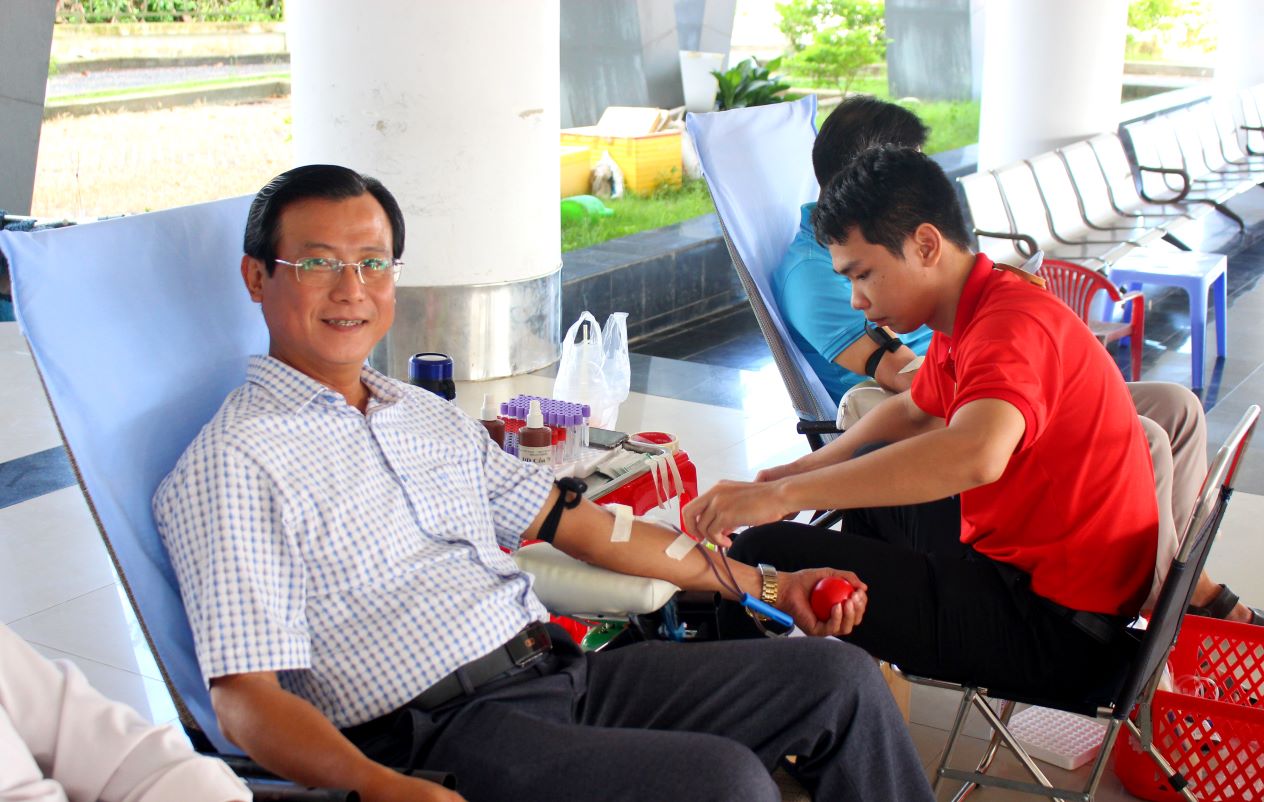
521,482,869,637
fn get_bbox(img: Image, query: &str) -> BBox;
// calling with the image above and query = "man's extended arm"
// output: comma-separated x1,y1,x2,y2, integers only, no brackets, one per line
759,390,943,483
685,398,1027,544
527,488,868,636
210,672,463,802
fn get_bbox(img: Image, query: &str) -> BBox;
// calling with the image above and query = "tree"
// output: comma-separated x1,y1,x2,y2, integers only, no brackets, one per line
776,0,887,93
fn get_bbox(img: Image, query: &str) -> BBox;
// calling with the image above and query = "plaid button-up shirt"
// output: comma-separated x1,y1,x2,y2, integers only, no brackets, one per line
155,356,553,728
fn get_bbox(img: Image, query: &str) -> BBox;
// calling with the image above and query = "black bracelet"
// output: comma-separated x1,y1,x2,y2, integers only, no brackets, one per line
536,477,587,543
864,346,887,379
863,326,904,379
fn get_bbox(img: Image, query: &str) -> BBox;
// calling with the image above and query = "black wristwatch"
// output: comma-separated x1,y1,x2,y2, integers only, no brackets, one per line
863,326,904,379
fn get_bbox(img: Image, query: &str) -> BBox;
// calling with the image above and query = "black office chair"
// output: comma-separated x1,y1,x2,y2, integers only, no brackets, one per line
917,404,1259,802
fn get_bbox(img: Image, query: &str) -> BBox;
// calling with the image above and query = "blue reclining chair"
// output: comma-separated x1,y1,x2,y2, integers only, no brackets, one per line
687,96,844,449
0,198,455,797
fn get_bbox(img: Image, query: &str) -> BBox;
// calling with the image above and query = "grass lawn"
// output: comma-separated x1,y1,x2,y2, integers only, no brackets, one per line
814,74,980,155
562,179,715,252
47,72,289,103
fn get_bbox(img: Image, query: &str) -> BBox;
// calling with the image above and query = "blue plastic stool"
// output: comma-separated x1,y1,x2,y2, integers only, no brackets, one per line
1107,251,1228,390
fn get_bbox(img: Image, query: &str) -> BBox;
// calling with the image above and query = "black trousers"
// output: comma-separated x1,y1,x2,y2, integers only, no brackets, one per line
343,625,933,802
723,498,1136,701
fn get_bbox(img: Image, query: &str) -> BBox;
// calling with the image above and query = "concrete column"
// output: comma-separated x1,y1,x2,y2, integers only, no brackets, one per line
0,0,56,215
288,0,561,380
977,0,1127,170
1214,0,1264,92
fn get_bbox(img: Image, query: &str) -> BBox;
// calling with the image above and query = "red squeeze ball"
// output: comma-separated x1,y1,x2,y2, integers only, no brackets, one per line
810,577,855,620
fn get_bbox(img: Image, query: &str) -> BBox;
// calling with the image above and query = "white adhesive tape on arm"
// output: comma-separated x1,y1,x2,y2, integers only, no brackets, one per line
665,532,695,560
609,503,634,542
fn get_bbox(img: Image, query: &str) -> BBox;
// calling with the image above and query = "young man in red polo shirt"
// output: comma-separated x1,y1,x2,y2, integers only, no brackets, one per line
684,146,1157,696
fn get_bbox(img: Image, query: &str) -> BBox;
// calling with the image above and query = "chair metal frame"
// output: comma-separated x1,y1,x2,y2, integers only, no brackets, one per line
913,404,1259,802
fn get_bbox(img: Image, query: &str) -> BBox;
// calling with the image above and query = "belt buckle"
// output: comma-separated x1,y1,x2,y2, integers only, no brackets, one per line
507,622,552,668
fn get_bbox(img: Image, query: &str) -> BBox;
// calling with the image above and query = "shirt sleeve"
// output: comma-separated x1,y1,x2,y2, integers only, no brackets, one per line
950,311,1060,451
154,439,311,684
0,625,252,802
477,423,554,551
777,251,869,363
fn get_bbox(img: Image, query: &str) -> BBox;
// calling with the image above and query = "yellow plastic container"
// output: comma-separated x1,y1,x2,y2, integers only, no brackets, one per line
561,145,591,198
560,128,682,195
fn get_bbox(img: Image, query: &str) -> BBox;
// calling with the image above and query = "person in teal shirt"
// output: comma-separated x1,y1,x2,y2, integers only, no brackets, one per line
773,96,935,404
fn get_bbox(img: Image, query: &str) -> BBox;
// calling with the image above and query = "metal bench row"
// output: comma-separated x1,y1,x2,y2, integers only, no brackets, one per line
961,86,1264,270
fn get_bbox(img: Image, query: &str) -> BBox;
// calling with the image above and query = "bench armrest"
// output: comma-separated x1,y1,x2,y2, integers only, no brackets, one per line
973,229,1039,259
1137,164,1191,202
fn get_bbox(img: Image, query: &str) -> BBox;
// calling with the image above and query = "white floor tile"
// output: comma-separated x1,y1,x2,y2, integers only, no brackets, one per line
1201,490,1264,606
8,583,161,679
0,324,64,463
909,682,999,741
697,419,812,479
0,486,117,623
29,642,177,725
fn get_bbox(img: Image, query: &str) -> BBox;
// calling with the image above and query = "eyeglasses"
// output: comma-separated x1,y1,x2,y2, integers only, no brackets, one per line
274,256,404,286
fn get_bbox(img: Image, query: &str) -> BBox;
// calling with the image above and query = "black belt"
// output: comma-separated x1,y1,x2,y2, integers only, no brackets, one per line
409,622,553,711
989,559,1131,645
1040,598,1131,645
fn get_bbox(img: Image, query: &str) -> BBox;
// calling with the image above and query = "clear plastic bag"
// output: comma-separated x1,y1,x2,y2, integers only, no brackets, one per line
554,311,630,429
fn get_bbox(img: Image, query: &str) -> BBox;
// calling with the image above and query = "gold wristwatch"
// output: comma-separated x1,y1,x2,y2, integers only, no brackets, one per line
757,563,779,611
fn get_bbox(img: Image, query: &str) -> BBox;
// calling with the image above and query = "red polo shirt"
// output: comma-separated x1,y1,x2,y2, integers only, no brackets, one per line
911,254,1157,616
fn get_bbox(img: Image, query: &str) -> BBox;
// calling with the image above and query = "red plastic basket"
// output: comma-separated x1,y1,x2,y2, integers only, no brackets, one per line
1113,616,1264,801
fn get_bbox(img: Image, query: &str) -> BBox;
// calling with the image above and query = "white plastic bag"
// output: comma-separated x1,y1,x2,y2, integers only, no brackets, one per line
554,311,631,429
590,150,625,199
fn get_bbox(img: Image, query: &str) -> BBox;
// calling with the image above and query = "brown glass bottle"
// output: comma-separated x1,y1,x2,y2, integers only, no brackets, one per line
519,399,553,465
479,394,506,449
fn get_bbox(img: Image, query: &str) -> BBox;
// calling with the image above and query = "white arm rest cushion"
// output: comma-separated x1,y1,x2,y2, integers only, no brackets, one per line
513,542,680,617
836,380,896,430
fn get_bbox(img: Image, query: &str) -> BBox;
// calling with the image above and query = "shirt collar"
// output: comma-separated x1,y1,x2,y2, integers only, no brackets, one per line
935,252,996,369
799,202,817,234
246,355,404,413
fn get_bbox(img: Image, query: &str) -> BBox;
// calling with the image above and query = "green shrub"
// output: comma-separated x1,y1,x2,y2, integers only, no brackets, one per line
54,0,283,23
712,57,793,111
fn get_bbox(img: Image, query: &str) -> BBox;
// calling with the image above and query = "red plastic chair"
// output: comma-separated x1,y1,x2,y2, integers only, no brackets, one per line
1036,258,1145,380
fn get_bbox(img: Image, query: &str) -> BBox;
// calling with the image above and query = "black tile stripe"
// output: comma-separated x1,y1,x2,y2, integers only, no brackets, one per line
0,446,76,510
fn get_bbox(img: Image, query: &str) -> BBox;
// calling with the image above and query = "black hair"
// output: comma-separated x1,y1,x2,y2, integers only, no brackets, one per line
243,164,405,275
812,146,972,257
812,95,929,186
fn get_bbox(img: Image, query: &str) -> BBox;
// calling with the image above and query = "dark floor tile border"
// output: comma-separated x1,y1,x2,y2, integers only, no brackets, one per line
0,446,76,511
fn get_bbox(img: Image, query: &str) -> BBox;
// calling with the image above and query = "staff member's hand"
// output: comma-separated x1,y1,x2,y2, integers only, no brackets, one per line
683,479,792,547
778,568,868,637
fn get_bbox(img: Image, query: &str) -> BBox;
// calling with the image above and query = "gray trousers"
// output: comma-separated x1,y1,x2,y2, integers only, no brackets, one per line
350,629,933,802
1130,381,1208,606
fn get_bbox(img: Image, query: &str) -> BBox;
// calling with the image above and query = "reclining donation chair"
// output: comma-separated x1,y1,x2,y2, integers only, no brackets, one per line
922,404,1258,802
686,96,843,449
2,198,678,797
